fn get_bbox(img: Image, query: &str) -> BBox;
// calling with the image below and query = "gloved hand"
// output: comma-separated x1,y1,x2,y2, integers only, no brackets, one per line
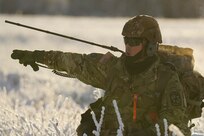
11,50,39,71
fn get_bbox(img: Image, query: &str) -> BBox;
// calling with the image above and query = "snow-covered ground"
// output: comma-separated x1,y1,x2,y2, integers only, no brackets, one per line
0,15,203,135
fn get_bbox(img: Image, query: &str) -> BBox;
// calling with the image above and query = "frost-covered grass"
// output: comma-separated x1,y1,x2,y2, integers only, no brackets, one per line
0,89,82,136
0,15,204,135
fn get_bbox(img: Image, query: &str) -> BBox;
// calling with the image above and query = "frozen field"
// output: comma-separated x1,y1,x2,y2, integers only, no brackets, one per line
0,15,204,135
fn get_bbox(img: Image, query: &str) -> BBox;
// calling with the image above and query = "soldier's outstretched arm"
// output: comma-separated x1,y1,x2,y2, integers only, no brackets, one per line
11,50,117,89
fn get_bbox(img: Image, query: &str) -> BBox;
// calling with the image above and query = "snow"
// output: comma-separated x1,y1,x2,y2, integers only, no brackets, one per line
91,106,105,136
0,15,204,135
112,100,124,136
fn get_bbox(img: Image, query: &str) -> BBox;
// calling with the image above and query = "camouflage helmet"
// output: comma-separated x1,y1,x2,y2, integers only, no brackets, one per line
122,15,162,43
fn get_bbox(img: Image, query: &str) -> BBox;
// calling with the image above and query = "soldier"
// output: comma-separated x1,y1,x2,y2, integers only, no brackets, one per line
11,15,190,136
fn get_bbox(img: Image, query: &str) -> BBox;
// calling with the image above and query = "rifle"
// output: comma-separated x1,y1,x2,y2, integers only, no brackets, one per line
5,20,124,54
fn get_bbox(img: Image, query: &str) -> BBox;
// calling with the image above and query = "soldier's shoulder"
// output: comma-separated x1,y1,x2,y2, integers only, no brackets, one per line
99,52,117,64
87,52,117,64
87,53,104,60
157,60,177,76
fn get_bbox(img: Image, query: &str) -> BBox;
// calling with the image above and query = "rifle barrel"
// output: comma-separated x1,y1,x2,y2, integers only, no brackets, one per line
5,20,124,54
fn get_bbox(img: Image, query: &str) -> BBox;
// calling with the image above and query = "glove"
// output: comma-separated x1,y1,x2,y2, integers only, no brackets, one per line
11,50,39,71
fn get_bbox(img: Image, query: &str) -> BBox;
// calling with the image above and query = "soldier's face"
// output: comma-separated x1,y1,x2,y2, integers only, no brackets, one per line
125,43,143,56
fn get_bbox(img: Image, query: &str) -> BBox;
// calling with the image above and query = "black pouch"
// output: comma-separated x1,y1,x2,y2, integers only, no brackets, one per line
76,109,95,136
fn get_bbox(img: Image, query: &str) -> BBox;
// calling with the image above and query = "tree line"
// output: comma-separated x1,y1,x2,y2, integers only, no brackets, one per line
0,0,203,18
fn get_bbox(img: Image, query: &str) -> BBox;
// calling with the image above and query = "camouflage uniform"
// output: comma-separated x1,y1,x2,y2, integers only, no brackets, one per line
11,15,191,135
24,50,189,136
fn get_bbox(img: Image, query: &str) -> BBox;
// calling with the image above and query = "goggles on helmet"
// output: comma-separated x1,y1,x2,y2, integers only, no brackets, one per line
124,37,143,47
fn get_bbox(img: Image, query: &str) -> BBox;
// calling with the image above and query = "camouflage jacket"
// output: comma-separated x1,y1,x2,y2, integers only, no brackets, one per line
35,51,190,136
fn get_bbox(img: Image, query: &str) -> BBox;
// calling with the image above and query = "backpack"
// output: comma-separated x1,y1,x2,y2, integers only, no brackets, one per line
158,44,204,120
